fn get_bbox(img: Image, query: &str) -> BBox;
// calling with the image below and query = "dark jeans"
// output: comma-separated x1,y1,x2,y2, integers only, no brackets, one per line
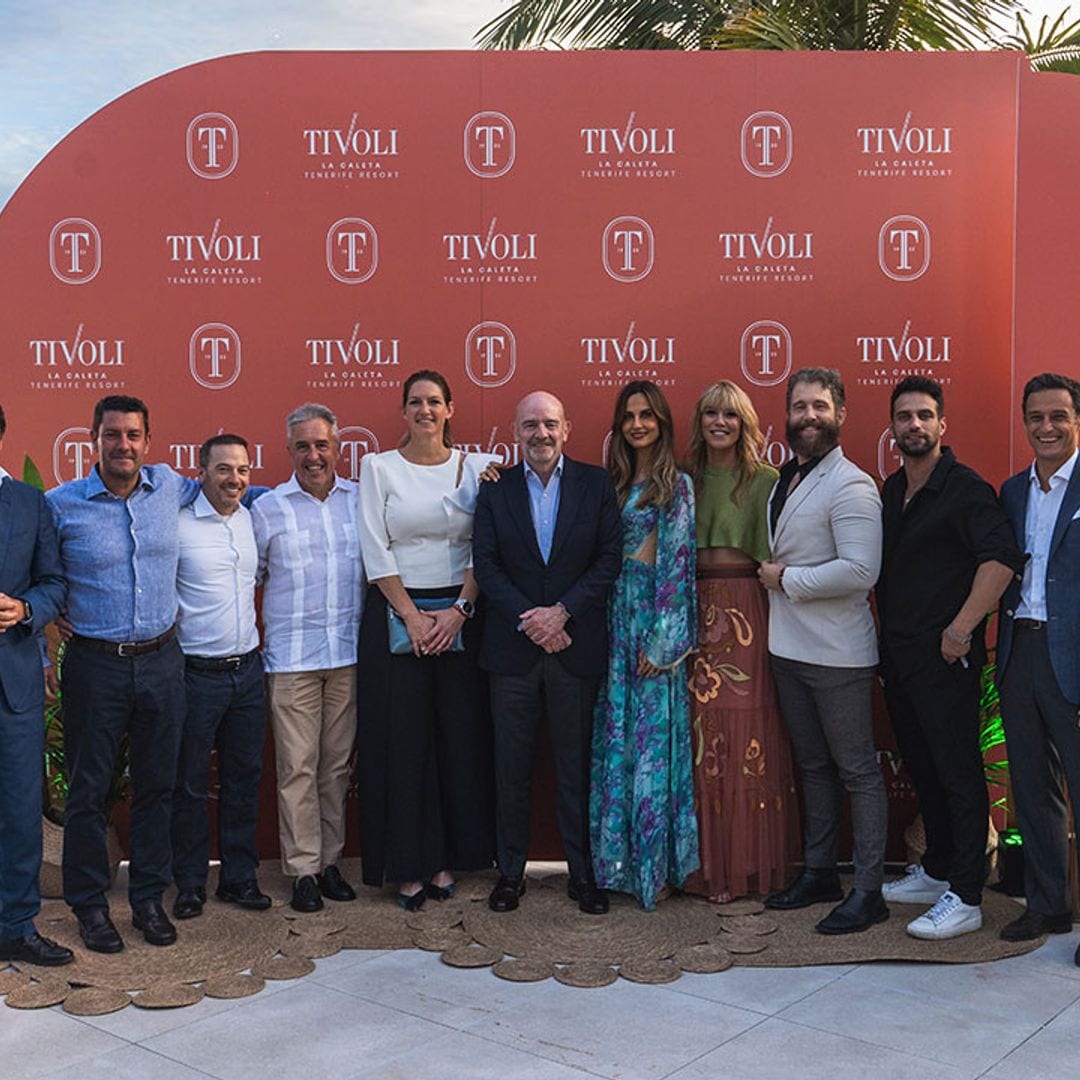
62,636,185,914
884,655,987,905
0,694,44,940
490,656,601,883
172,651,265,889
1000,623,1080,916
770,655,887,891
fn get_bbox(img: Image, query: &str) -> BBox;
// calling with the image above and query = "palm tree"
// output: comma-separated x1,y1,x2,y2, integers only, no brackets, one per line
996,7,1080,71
477,0,1021,52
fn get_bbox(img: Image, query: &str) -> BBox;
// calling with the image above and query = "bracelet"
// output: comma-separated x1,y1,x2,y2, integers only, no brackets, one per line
943,625,972,646
777,567,787,595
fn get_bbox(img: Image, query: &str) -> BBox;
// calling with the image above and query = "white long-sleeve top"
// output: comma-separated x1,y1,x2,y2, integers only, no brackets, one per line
358,449,496,589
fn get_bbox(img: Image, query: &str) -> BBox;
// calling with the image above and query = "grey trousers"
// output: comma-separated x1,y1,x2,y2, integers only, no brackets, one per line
770,655,887,891
1000,623,1080,917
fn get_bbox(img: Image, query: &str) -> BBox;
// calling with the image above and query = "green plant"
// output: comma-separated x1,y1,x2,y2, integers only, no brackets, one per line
979,655,1008,811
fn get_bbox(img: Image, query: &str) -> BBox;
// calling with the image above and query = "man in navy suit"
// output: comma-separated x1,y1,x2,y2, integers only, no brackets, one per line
473,390,622,914
0,404,71,966
996,373,1080,957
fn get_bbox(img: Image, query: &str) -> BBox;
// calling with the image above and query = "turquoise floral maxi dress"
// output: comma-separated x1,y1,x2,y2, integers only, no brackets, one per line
589,474,700,909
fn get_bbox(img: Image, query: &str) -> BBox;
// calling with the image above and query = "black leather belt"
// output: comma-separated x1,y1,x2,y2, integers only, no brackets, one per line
184,649,260,672
72,626,176,658
1013,618,1046,632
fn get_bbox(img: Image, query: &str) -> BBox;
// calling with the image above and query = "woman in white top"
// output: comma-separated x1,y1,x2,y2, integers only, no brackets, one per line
357,370,496,909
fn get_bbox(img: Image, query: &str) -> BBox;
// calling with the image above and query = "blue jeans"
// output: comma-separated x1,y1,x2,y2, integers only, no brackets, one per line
62,636,185,914
172,651,265,889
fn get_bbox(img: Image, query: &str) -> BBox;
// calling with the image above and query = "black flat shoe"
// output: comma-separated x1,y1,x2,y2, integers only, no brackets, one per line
398,887,426,912
131,900,178,946
217,879,272,910
0,931,74,967
291,875,324,913
815,888,889,935
488,876,525,913
317,865,357,902
77,909,124,953
1000,908,1073,941
567,879,609,915
764,869,844,911
425,880,455,901
173,887,206,920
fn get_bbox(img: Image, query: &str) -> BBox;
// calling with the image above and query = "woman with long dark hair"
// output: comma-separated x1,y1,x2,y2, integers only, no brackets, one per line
356,370,495,909
590,380,699,910
684,380,796,902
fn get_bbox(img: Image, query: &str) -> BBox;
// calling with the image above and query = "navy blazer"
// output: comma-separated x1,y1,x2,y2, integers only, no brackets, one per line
0,477,67,714
472,456,623,679
997,458,1080,705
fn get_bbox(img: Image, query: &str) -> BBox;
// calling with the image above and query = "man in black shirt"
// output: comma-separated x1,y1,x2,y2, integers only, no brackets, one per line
877,376,1023,940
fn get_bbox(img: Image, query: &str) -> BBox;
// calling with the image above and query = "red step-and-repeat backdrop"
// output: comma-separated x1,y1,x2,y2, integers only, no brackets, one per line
3,49,1074,860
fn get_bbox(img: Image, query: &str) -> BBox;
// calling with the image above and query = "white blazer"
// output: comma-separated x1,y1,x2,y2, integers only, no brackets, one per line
766,446,882,668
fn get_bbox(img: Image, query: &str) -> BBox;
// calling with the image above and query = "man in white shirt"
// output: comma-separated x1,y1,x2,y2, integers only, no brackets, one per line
171,435,271,920
252,404,363,913
996,373,1080,956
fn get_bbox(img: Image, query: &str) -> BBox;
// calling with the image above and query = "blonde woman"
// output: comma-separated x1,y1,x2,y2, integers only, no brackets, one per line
684,381,796,902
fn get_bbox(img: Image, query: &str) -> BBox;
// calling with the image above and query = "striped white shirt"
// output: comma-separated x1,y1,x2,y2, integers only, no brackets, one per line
251,473,364,674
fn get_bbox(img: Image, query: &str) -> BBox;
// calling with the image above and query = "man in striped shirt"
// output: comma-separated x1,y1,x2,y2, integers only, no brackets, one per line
251,404,364,913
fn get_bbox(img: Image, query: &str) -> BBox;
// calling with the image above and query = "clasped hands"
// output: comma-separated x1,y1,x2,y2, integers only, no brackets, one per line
518,604,571,654
0,592,27,632
404,606,465,657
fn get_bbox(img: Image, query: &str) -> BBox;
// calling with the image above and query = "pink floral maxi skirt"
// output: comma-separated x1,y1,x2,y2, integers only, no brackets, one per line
684,563,798,900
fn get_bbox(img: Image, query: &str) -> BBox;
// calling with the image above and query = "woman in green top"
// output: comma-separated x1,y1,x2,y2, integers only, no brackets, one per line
683,381,797,902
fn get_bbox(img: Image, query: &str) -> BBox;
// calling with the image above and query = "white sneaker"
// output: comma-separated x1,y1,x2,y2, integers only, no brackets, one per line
906,891,983,940
882,864,949,905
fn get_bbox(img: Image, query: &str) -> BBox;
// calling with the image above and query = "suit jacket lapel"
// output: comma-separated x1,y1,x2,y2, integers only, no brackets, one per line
507,466,544,565
548,457,581,565
1051,463,1080,555
773,455,832,546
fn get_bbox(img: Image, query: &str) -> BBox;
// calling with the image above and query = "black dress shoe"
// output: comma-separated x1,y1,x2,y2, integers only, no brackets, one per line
815,888,890,935
1000,908,1073,941
173,887,206,920
397,886,426,912
216,879,272,911
291,875,324,913
488,876,526,912
567,880,609,915
764,869,844,910
132,900,178,946
0,931,74,967
78,909,124,953
317,865,356,902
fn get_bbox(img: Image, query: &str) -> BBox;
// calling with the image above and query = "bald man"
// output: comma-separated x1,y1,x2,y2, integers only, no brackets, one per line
472,391,622,914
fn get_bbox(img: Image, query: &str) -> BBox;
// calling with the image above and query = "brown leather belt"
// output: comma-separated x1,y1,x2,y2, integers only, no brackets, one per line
71,626,176,657
1013,618,1046,632
184,649,260,672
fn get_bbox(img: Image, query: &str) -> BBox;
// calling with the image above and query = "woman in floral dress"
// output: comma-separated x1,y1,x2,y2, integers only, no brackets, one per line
683,381,797,902
590,380,699,910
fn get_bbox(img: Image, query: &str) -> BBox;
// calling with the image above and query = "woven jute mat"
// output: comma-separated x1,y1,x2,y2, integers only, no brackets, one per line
1,862,1046,1010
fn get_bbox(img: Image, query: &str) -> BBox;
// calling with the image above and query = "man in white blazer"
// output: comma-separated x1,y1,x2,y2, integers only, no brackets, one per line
759,368,888,934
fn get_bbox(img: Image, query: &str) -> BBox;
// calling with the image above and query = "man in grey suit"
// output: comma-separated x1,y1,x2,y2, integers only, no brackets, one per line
759,369,888,934
0,403,72,967
996,372,1080,957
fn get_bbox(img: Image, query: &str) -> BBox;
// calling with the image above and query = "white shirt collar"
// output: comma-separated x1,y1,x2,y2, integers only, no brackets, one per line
0,465,10,481
1027,447,1078,489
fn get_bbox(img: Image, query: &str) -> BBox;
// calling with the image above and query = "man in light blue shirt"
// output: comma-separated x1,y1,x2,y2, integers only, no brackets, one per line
46,395,195,953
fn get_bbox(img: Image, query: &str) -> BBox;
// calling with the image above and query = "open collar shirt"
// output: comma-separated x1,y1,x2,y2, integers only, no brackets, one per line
1015,448,1078,621
176,491,259,658
45,463,198,641
251,473,364,673
523,455,564,564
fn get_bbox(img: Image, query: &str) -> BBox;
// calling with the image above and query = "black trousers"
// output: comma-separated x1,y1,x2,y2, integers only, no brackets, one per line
1000,623,1080,917
171,652,265,890
883,652,987,905
490,655,601,883
357,586,494,886
62,637,185,914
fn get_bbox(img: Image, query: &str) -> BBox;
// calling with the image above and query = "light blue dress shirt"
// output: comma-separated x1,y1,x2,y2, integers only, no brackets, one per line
46,464,199,641
523,456,564,564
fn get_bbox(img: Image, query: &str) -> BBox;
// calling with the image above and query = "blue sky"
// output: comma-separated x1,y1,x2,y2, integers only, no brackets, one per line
0,0,1071,210
0,0,507,209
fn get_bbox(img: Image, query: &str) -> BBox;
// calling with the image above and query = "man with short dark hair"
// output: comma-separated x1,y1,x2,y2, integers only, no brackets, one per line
252,404,363,914
171,435,270,920
46,395,190,951
759,369,888,934
0,404,72,967
877,376,1023,940
996,372,1080,957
